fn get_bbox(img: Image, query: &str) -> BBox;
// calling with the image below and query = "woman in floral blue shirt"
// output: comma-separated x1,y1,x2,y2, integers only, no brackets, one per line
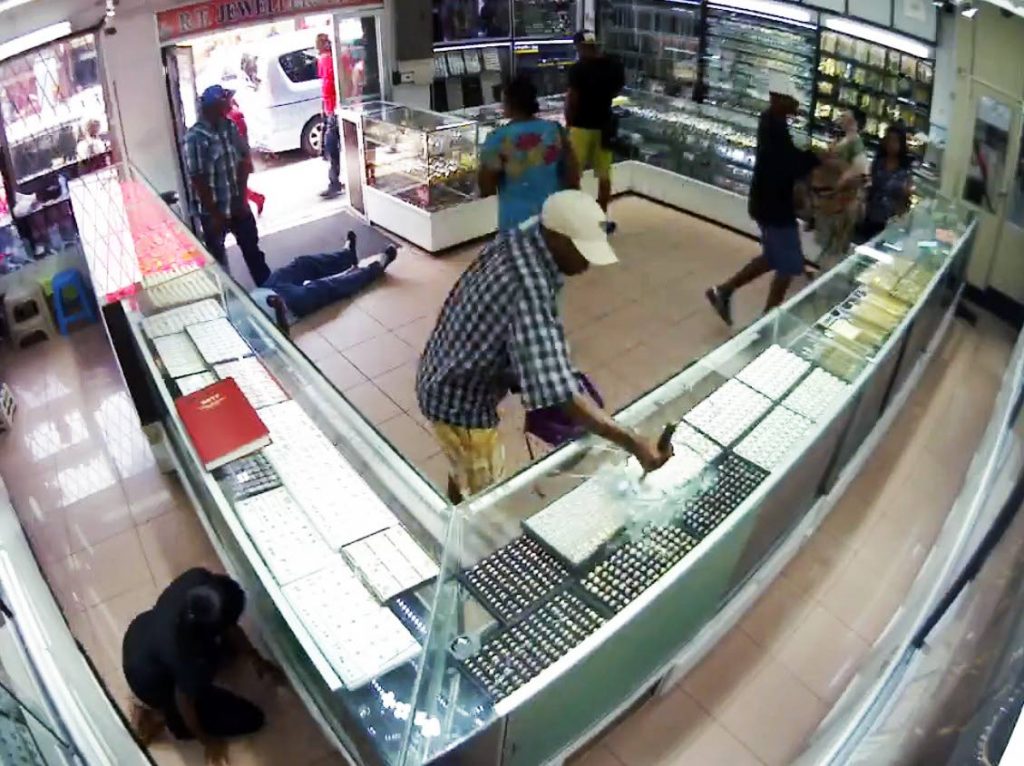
856,125,914,243
479,76,579,230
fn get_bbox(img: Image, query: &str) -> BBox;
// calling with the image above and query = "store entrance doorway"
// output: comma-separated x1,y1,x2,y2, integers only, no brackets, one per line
956,80,1024,308
161,10,384,237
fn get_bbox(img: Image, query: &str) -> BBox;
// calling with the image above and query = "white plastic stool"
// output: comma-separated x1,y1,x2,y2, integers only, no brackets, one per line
4,281,55,349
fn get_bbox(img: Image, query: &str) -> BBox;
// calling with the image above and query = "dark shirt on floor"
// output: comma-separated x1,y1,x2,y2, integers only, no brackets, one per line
747,109,819,226
122,568,245,706
567,56,625,130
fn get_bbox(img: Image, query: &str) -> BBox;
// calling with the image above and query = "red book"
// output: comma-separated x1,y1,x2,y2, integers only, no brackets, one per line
175,378,270,470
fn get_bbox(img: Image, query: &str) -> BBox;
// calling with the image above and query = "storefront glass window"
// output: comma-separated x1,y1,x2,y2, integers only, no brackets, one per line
0,34,109,185
433,0,512,43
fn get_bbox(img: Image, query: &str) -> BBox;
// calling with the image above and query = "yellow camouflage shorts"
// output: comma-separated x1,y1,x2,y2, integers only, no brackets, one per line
432,422,506,498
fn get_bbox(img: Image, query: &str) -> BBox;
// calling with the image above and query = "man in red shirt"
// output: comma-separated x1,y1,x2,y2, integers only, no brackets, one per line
316,33,342,198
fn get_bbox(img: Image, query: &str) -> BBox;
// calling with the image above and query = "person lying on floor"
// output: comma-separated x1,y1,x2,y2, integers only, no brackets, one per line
248,231,398,323
123,567,284,766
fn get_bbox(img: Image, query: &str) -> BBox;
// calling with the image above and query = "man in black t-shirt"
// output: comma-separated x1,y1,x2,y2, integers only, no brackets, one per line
566,31,625,226
122,568,282,765
705,73,820,325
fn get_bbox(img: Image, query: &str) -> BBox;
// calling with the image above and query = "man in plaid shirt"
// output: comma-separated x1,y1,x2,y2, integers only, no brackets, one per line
417,190,671,501
184,85,270,286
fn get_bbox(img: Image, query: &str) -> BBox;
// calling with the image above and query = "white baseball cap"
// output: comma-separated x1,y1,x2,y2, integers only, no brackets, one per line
541,190,618,266
768,71,800,101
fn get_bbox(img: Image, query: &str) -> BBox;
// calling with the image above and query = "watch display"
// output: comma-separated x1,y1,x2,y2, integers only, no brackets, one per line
145,268,219,309
464,536,571,624
343,526,439,602
683,378,772,447
283,560,419,689
141,297,225,339
782,367,850,422
734,405,814,472
462,590,604,700
153,332,207,378
214,357,288,409
581,525,699,612
216,453,283,501
524,479,629,568
186,317,253,365
735,344,812,401
680,453,767,539
235,487,335,585
175,370,218,397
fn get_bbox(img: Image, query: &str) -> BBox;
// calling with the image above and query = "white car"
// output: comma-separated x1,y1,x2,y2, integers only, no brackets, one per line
210,32,326,157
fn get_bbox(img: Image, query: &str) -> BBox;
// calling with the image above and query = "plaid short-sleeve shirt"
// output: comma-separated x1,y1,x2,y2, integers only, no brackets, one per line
416,221,580,429
183,118,247,215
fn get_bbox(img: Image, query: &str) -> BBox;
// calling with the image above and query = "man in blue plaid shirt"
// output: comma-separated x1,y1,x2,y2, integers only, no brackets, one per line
184,85,270,286
417,190,671,501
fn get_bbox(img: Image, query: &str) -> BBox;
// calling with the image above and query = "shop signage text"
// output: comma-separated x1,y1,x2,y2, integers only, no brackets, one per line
157,0,375,41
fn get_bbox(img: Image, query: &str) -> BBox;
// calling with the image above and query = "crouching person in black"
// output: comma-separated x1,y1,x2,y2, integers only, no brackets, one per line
122,567,283,764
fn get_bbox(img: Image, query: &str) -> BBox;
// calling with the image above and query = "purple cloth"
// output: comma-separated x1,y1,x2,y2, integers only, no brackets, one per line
524,373,603,447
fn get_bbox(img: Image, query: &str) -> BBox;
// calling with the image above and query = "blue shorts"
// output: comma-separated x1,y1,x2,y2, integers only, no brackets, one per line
758,223,804,277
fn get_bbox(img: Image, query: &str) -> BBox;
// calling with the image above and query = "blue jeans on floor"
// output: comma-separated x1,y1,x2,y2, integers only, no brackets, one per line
265,249,383,318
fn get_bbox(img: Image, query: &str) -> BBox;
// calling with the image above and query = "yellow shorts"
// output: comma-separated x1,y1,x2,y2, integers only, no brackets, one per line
432,422,506,498
569,127,613,181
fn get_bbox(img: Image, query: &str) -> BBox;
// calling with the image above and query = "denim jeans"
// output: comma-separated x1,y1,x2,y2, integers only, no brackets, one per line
199,211,271,287
265,249,383,318
323,115,341,190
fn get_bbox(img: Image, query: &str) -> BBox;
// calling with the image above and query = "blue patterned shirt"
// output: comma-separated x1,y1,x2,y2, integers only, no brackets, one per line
416,221,579,429
183,117,247,215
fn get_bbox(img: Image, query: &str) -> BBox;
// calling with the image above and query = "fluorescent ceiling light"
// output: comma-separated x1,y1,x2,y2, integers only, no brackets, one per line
708,0,815,24
0,21,71,60
434,41,509,52
514,39,573,47
823,17,933,58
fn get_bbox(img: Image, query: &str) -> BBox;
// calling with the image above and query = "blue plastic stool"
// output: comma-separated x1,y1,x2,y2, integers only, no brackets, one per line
51,269,96,335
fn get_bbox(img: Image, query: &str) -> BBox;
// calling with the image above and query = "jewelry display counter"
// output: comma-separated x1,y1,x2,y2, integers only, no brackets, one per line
96,164,976,766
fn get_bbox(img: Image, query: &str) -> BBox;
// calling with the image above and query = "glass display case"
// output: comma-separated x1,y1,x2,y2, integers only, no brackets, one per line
513,0,576,39
615,89,757,195
360,103,479,212
512,40,576,97
599,0,700,97
703,6,816,130
98,164,974,766
433,0,512,43
815,29,934,147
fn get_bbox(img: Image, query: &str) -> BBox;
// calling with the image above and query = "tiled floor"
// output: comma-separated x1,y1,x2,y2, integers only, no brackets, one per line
291,196,764,488
0,197,1015,766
